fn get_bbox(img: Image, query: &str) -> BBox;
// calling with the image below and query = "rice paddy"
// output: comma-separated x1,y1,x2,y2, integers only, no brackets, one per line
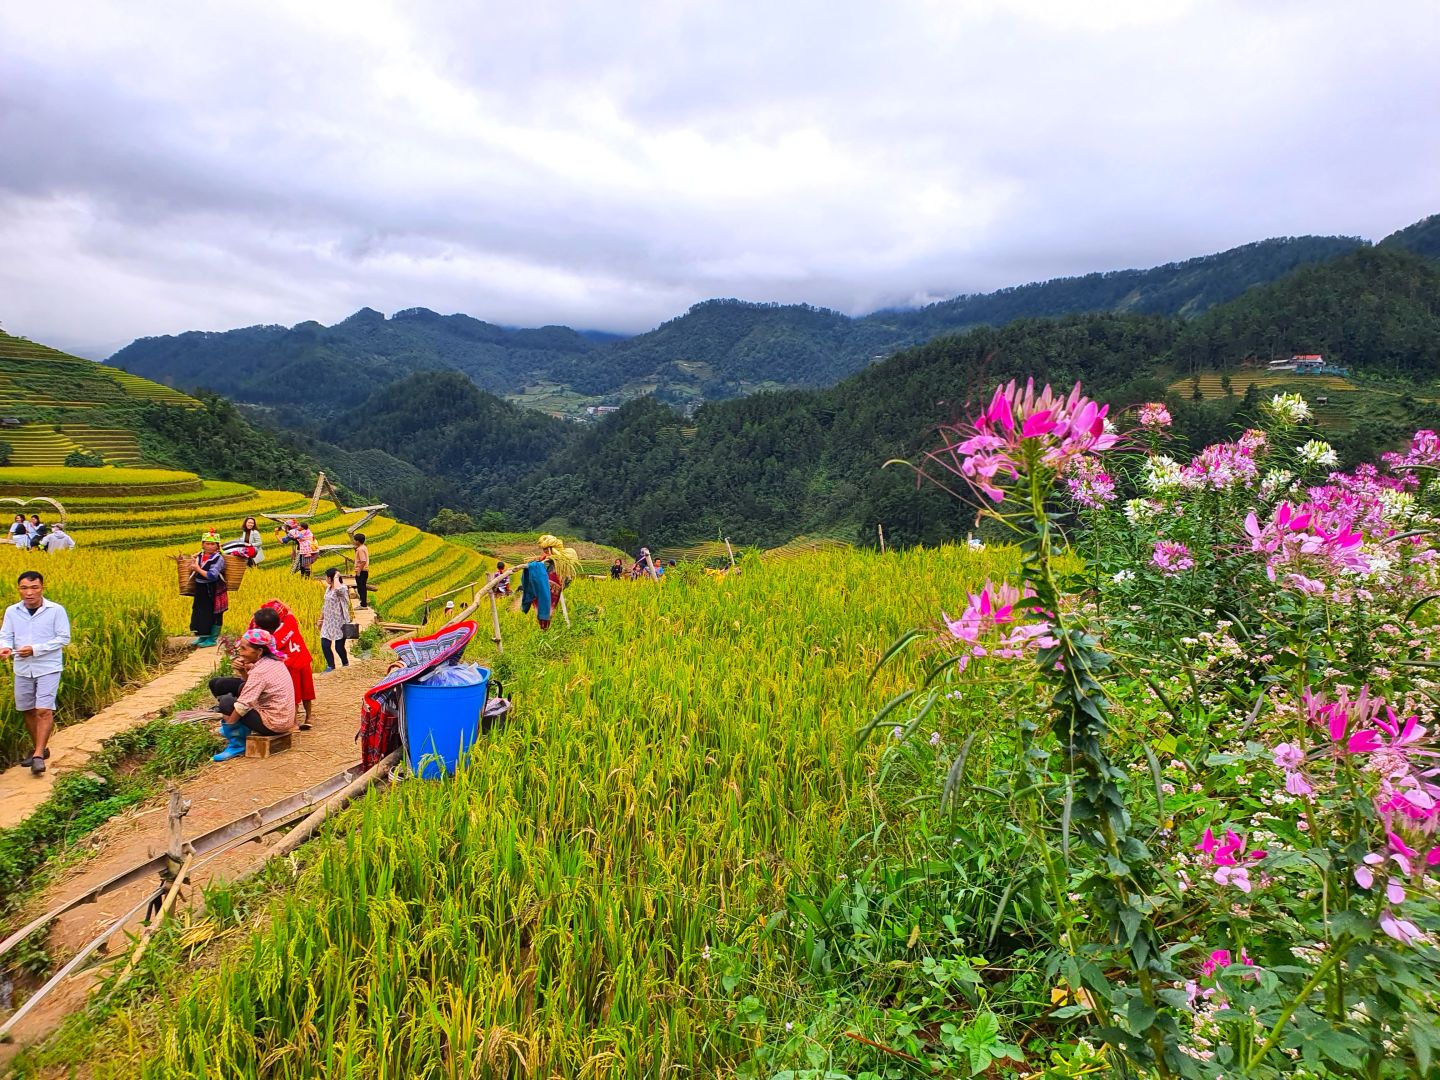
54,544,1010,1077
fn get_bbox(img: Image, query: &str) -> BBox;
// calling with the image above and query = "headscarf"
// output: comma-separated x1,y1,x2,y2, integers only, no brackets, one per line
538,534,581,583
239,627,283,660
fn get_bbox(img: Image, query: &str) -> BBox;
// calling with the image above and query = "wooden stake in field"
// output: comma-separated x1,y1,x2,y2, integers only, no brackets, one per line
724,537,736,570
877,524,887,554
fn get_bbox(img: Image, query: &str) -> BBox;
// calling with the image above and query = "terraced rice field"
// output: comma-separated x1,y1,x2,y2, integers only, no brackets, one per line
657,535,850,566
0,426,85,466
0,330,198,414
0,466,504,628
1167,371,1355,402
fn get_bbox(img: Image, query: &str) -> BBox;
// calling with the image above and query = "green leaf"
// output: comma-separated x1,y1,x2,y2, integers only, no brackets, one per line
1142,744,1165,816
1127,1000,1157,1032
866,627,927,685
856,688,916,743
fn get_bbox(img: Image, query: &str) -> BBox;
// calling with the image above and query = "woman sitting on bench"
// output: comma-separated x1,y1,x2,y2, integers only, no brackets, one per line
207,628,297,762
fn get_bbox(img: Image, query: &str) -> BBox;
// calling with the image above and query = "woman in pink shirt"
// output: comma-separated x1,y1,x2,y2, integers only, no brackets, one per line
296,526,318,579
210,628,297,762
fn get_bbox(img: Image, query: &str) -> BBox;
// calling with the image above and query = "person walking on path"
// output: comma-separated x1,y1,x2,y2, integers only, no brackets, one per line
207,628,297,762
352,533,370,608
0,570,71,776
250,602,315,730
317,567,352,672
189,531,229,647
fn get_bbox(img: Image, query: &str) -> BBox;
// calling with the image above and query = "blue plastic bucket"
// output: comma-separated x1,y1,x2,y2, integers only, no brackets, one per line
400,667,491,779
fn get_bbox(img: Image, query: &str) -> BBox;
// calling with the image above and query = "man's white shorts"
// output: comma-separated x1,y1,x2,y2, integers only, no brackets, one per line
14,671,61,711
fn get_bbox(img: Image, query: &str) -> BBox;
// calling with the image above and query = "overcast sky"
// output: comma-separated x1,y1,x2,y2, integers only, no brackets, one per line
2,0,1437,358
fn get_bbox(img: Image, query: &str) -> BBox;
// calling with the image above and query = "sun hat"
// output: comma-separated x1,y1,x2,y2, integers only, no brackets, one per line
238,627,282,659
444,600,455,610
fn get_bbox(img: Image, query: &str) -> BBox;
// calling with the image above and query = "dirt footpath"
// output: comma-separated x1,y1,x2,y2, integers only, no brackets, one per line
0,656,386,1064
0,647,224,830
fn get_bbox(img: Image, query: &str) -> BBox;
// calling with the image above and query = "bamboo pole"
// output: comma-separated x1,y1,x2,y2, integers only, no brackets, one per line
724,537,736,570
110,852,194,994
489,591,503,653
271,750,400,858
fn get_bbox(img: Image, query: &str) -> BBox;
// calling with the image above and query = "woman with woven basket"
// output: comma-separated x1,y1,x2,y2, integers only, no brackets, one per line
189,531,229,647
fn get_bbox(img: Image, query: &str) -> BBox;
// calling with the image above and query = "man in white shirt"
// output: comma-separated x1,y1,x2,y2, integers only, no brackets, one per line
0,570,71,776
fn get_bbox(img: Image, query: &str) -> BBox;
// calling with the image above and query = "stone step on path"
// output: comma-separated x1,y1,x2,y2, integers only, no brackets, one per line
0,647,224,831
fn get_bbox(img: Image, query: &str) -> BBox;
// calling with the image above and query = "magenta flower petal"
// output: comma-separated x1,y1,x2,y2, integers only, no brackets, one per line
1347,730,1382,754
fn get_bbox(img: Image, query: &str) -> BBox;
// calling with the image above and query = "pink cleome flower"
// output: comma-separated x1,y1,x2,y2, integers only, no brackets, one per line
1195,828,1267,893
942,580,1058,672
1136,402,1172,430
930,380,1118,503
1150,540,1194,576
1064,457,1117,509
1182,441,1259,491
1382,429,1440,472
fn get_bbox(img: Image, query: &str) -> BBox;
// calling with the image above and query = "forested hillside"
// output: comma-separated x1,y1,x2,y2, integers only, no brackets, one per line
1381,212,1440,261
480,245,1440,547
108,232,1368,415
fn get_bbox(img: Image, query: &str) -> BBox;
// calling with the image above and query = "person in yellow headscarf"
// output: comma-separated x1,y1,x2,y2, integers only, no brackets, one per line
523,534,581,629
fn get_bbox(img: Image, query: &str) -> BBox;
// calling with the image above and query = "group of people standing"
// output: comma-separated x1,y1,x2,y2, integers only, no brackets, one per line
8,513,73,552
187,529,358,673
610,547,675,580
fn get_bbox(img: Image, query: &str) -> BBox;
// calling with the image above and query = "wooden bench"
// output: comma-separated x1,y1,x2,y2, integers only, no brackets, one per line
245,732,292,758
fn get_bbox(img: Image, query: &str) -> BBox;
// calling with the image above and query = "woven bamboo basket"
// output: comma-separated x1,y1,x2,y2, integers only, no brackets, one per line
173,553,248,597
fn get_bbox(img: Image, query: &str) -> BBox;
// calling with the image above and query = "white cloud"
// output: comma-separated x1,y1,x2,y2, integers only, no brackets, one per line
0,0,1436,356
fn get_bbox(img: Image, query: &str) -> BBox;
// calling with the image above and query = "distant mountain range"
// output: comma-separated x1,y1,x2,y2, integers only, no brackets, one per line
108,222,1440,416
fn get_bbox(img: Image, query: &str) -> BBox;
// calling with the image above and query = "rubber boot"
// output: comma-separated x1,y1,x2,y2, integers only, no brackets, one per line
194,634,218,648
212,722,248,762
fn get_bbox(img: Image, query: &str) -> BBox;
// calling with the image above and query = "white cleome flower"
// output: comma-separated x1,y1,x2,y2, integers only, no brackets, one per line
1112,569,1136,584
1143,455,1183,494
1123,498,1161,523
1260,468,1296,498
1297,440,1338,468
1378,488,1417,518
1265,392,1312,424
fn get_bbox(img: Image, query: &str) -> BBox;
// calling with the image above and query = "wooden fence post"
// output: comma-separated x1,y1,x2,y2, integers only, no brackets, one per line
877,524,887,554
